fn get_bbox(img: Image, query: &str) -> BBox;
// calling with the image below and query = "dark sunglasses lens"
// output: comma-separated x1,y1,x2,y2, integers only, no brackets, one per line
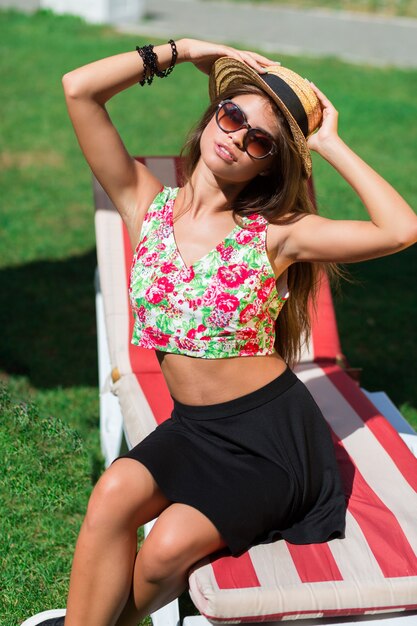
246,130,274,158
217,102,245,132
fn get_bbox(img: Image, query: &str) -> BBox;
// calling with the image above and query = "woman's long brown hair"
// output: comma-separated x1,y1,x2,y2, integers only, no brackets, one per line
179,83,349,368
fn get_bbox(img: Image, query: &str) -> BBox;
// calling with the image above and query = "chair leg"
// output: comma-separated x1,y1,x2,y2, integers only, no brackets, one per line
95,272,123,467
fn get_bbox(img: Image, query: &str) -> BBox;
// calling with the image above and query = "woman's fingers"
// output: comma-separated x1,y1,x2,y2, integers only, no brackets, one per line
309,81,336,112
241,53,277,73
306,81,340,151
242,50,278,66
187,39,279,76
216,44,278,73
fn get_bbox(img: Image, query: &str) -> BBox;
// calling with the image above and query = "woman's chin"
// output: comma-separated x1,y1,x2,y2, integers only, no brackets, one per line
200,154,254,185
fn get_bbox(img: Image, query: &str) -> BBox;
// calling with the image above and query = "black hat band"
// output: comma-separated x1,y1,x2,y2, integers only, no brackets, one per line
262,73,308,137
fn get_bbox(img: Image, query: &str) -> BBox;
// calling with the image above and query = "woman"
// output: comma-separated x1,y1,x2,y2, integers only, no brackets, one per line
28,38,417,626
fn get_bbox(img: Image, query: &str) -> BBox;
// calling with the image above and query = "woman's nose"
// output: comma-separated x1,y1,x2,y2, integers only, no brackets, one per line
228,127,247,149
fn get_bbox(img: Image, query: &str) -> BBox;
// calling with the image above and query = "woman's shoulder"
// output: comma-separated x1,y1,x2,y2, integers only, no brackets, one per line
136,182,177,215
265,211,309,263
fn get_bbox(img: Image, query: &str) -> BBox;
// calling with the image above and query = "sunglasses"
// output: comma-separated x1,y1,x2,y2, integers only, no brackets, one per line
215,99,277,160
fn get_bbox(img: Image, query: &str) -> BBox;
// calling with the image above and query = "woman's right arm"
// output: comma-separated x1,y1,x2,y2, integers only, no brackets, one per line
62,41,188,231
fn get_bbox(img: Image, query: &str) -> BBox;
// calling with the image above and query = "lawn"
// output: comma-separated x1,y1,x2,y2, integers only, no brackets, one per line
1,8,416,625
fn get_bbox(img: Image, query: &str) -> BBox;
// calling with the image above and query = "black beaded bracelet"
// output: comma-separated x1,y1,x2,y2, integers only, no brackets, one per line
136,44,155,86
136,40,177,86
155,39,177,78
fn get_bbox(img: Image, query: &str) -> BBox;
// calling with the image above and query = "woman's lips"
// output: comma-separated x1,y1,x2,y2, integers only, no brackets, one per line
215,143,236,162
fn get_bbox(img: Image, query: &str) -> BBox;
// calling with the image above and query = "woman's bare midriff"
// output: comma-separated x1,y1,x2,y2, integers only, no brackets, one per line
155,350,288,405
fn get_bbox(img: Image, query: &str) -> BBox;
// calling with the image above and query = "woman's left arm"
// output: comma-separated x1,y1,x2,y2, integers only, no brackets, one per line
283,83,417,263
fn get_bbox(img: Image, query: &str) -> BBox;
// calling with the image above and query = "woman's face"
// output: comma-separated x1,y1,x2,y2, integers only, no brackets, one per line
200,93,279,184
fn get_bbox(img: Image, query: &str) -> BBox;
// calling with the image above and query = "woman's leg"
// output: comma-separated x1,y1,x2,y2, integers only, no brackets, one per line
115,503,227,626
64,458,171,626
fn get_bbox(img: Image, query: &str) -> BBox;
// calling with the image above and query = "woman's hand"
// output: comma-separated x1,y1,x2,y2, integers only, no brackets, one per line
180,38,277,76
306,82,341,155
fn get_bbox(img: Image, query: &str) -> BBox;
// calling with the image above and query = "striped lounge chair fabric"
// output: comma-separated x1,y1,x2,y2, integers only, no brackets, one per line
93,156,417,624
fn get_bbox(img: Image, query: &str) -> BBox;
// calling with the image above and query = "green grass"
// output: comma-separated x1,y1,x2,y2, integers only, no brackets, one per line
1,8,417,624
0,386,91,625
202,0,417,18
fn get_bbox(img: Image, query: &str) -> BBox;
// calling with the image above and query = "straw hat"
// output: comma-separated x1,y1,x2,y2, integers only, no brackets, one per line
209,57,322,177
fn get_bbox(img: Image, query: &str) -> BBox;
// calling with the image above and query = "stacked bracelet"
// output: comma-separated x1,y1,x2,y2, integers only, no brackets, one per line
136,39,177,86
136,44,154,86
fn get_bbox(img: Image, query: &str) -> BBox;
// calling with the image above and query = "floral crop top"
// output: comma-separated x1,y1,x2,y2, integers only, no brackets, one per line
129,186,289,359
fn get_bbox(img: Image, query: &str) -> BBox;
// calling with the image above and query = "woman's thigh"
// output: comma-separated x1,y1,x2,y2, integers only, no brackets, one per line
85,458,172,531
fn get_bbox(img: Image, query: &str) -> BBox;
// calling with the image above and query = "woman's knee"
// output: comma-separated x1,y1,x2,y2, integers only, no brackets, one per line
138,528,188,584
84,460,169,534
138,505,226,584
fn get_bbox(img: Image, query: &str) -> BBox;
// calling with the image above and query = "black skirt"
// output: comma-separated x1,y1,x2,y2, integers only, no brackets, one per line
118,366,346,556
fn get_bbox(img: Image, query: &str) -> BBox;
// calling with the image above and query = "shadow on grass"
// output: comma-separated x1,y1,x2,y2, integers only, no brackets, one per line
334,243,417,410
0,244,415,411
0,249,98,389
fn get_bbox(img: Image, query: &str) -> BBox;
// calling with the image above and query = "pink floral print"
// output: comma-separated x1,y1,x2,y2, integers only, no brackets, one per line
129,186,289,358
